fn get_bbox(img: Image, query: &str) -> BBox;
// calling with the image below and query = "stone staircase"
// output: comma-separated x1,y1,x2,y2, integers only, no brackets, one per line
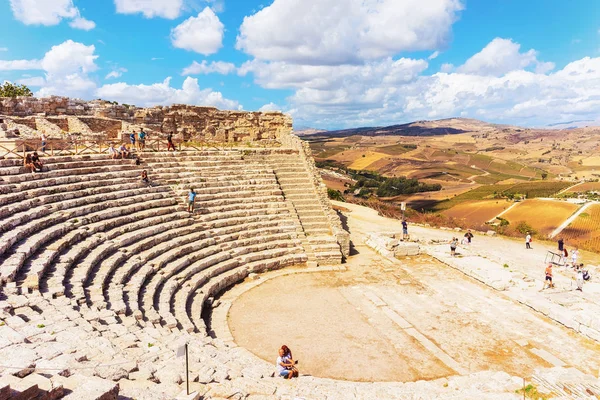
0,373,118,400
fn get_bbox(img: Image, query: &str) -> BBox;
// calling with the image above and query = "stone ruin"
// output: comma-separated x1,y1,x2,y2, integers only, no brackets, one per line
0,96,292,144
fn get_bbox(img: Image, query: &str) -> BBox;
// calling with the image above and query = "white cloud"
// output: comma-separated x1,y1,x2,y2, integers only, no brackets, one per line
105,68,128,80
239,58,428,90
182,60,236,75
17,76,46,87
171,7,224,55
457,38,553,76
0,48,8,52
151,57,164,61
440,63,454,72
237,0,463,64
114,0,184,19
0,59,41,71
9,0,94,29
259,102,281,112
97,77,240,110
428,51,440,60
41,40,98,75
69,17,96,30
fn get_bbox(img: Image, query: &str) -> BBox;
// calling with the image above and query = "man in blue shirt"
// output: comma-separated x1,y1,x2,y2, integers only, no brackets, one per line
402,220,408,240
129,132,136,149
188,188,196,213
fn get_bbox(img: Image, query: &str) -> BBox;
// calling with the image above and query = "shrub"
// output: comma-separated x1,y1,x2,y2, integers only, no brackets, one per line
327,188,345,202
515,221,536,235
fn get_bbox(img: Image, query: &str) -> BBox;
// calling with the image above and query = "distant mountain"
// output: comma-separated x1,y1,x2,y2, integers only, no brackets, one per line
311,118,515,137
294,127,328,136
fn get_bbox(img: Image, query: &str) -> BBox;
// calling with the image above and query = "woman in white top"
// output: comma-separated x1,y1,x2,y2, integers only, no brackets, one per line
276,348,295,379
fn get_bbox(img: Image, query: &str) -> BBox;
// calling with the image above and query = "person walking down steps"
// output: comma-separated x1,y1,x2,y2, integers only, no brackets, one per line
525,232,532,249
188,188,196,213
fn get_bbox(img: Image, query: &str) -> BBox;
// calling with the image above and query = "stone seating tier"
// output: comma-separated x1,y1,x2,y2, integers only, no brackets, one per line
0,149,348,399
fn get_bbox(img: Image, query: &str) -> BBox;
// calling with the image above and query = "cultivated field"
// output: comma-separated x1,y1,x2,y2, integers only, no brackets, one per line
442,200,511,226
500,199,579,237
566,182,600,193
560,204,600,253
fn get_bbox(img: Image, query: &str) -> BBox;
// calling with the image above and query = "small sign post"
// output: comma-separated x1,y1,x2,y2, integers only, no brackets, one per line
177,343,190,395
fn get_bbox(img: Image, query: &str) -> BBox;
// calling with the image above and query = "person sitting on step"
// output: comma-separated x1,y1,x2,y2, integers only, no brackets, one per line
141,170,150,185
31,152,43,172
119,143,130,159
24,153,36,174
276,348,297,379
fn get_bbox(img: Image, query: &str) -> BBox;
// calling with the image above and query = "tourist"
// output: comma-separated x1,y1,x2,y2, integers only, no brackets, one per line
543,263,554,289
464,230,474,244
129,131,136,149
141,170,150,185
450,237,458,257
138,129,147,151
281,345,299,377
557,238,564,252
276,348,296,379
188,188,197,213
24,153,36,174
119,143,129,159
576,268,584,291
571,248,579,267
525,232,532,249
41,132,47,153
167,131,175,151
401,219,408,240
108,144,119,159
31,152,43,172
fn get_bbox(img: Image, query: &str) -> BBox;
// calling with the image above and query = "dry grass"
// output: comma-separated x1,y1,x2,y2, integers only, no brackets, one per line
501,199,579,236
561,204,600,253
443,200,511,226
348,151,389,170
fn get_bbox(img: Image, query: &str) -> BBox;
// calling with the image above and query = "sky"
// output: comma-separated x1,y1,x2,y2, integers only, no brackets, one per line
0,0,599,130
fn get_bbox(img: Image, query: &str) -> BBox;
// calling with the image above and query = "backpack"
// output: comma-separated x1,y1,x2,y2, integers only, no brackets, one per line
564,249,568,257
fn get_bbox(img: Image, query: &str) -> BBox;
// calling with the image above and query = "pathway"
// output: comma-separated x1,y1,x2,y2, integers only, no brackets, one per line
550,201,597,239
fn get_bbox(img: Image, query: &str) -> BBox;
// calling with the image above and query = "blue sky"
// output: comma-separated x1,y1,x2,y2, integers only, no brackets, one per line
1,0,599,129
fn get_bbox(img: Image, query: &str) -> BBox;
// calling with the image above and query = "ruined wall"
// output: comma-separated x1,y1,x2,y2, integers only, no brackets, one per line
0,96,292,143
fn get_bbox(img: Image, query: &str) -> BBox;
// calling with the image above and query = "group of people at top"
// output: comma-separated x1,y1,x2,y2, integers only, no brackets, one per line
543,238,591,291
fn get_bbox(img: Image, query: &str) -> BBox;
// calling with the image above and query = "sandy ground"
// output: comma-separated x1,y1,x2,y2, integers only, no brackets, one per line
227,202,600,383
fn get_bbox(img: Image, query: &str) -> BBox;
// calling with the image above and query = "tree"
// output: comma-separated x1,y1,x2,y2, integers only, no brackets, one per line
0,82,33,97
541,172,548,180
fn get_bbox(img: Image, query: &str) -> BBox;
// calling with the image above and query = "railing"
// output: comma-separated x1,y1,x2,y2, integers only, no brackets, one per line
0,138,277,159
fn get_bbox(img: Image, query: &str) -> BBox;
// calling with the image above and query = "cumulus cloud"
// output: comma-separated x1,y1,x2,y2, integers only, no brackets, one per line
114,0,184,19
17,76,46,86
41,40,98,75
258,102,282,112
239,58,428,90
182,60,236,75
9,0,94,29
69,16,96,31
0,59,41,71
457,38,554,76
237,0,463,64
171,7,224,55
97,77,240,109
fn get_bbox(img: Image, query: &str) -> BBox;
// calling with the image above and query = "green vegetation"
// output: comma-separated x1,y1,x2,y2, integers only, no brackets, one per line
37,324,45,328
0,82,33,97
516,384,550,400
327,188,345,202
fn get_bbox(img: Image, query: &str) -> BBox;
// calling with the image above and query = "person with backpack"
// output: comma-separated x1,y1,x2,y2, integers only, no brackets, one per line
525,232,532,249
